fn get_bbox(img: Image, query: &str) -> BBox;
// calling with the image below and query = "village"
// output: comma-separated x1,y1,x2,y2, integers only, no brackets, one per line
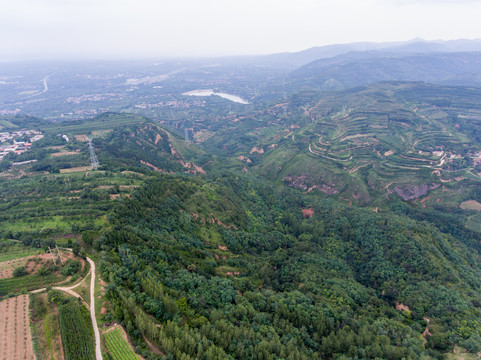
0,130,44,160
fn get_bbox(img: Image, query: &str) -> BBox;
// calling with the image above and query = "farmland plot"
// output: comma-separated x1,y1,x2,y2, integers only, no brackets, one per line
30,293,65,360
104,326,139,360
0,294,35,360
58,301,95,360
0,247,43,263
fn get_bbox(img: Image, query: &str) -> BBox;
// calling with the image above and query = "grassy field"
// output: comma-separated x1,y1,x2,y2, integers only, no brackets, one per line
104,326,139,360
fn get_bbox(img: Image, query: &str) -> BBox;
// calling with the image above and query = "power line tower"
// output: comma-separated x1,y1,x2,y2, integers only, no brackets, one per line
46,245,64,265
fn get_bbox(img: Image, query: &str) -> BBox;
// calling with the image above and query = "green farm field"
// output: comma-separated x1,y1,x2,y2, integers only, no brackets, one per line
41,113,147,135
0,274,63,295
59,299,96,360
0,243,43,262
104,326,139,360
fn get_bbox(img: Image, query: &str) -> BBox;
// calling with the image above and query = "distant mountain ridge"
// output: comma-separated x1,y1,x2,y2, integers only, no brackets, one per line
289,51,481,90
262,38,481,68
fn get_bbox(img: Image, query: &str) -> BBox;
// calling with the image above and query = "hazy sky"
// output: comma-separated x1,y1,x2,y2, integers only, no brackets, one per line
2,0,481,60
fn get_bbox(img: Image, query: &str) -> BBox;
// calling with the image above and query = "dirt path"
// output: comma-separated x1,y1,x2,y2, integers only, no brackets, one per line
86,257,102,360
30,254,102,360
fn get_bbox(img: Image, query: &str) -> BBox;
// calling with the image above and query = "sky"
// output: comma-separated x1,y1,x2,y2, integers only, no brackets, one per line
2,0,481,60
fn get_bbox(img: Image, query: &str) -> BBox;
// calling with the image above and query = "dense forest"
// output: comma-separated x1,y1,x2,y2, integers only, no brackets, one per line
95,174,481,359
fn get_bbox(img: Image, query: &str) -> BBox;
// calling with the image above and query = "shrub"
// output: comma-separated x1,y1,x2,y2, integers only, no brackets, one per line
13,266,27,277
61,259,81,276
37,265,52,276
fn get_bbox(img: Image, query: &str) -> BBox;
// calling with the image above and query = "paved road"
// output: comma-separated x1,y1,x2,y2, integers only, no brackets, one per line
23,76,49,99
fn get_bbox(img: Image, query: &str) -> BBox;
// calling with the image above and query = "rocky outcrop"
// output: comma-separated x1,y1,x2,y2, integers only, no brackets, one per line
393,183,440,201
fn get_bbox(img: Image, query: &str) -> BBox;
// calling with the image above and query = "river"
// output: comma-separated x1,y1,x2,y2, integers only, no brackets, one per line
182,89,249,104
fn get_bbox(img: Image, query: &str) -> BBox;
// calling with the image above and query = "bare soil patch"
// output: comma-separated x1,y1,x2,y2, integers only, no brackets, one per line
395,301,412,314
0,253,53,279
0,257,28,279
193,130,214,143
460,200,481,211
60,166,91,173
302,208,314,218
0,251,85,281
0,294,35,360
250,147,264,154
74,134,89,142
51,151,80,157
140,160,163,172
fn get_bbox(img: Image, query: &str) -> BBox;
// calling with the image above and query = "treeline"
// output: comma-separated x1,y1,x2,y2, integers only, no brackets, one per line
96,174,481,359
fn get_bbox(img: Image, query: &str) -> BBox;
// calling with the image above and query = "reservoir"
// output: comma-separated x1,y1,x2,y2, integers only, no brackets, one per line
182,89,249,104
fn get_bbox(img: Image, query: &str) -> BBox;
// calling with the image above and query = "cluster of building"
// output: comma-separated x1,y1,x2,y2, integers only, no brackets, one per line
0,109,21,115
134,100,206,109
72,109,105,116
0,130,44,160
65,93,120,104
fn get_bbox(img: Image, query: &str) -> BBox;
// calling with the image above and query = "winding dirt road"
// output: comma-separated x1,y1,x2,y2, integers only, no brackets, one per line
31,255,102,360
86,257,102,360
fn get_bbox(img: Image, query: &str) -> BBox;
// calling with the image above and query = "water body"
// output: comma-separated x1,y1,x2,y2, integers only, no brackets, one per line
183,89,249,104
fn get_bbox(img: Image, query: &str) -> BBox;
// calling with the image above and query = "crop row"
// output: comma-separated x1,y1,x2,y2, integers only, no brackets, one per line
104,327,138,360
0,249,42,262
58,301,95,360
0,274,62,296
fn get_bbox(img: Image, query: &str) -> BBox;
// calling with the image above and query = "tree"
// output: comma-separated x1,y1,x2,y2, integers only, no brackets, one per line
13,266,27,277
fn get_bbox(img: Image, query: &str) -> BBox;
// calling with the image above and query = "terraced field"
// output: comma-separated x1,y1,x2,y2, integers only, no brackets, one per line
0,171,143,240
0,245,43,263
0,253,53,279
41,113,147,136
246,83,481,204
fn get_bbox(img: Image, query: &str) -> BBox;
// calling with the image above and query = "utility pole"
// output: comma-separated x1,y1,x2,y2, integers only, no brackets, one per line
87,138,99,169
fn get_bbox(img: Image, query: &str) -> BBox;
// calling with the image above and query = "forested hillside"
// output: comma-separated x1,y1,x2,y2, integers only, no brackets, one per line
96,174,481,359
1,91,481,359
